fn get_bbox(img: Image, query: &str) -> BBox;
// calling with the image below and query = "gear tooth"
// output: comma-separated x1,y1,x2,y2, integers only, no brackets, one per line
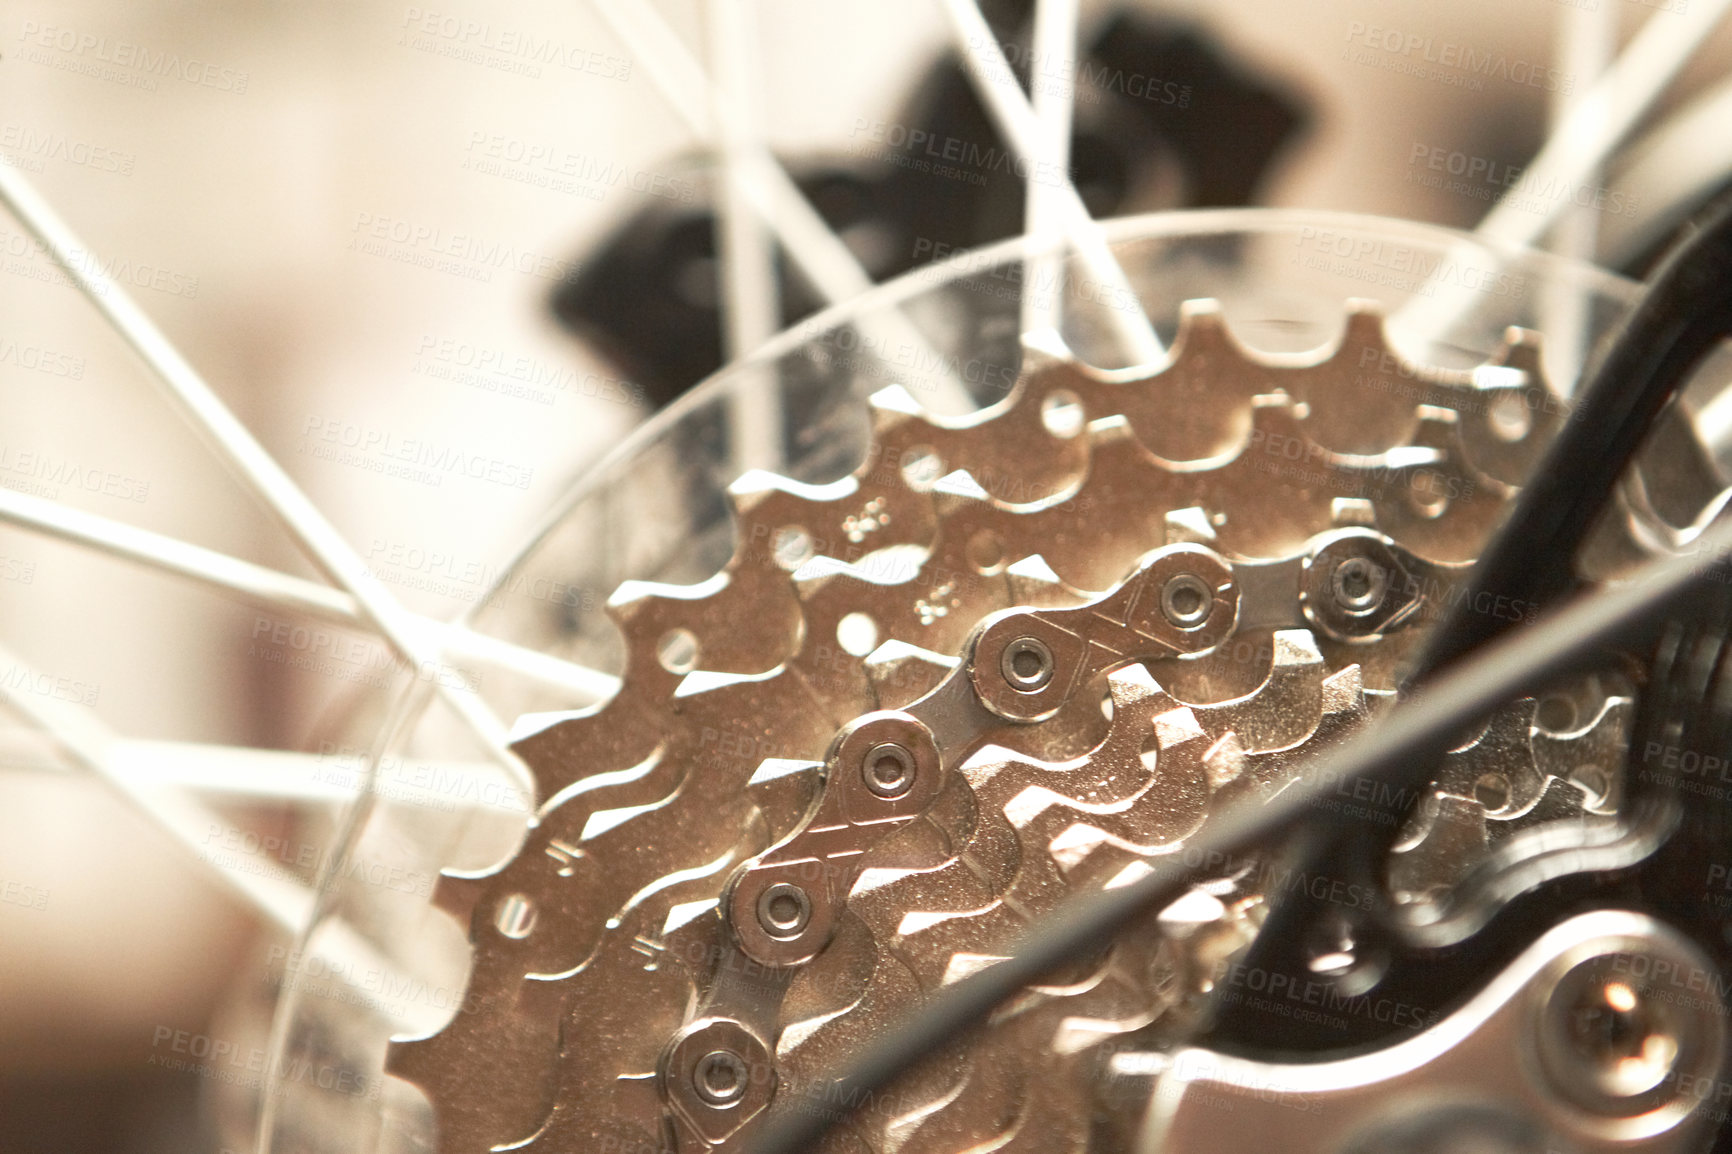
1248,392,1301,434
1048,822,1110,872
1448,325,1565,491
1339,299,1393,355
1019,325,1072,368
932,468,990,503
864,640,957,709
1167,298,1232,360
385,1032,438,1081
1004,552,1061,587
1104,661,1162,703
1108,298,1263,463
1089,412,1135,446
1320,663,1366,715
726,467,787,500
1203,731,1248,788
1269,628,1323,669
1388,793,1490,905
869,382,926,417
1164,505,1217,545
1331,497,1378,527
746,759,825,843
433,871,490,925
1489,325,1547,377
403,291,1639,1152
1004,553,1089,606
1153,705,1207,750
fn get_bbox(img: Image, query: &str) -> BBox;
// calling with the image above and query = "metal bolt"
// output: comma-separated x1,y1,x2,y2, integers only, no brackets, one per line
756,882,812,940
1538,953,1694,1117
1330,555,1387,614
1160,573,1212,628
692,1049,749,1107
1563,973,1676,1098
1000,635,1054,692
863,741,916,799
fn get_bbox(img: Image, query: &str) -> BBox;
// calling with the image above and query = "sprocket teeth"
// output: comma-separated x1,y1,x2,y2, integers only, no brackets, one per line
1112,297,1267,464
1186,629,1325,755
730,465,939,570
386,970,565,1154
1459,326,1565,487
864,640,958,710
608,568,803,680
397,295,1647,1154
1282,301,1473,457
866,350,1097,508
1003,554,1089,606
431,872,489,925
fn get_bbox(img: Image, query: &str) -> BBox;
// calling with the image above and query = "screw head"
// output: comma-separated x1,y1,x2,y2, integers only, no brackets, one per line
1537,952,1700,1118
1000,635,1055,692
863,741,916,799
692,1049,749,1107
756,882,812,940
1160,572,1213,628
1330,555,1387,614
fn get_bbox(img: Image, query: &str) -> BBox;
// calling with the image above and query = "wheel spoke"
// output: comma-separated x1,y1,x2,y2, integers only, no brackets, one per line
0,164,525,771
0,486,619,705
1541,0,1616,388
587,0,977,411
940,0,1164,366
1399,0,1732,347
1023,0,1081,339
708,0,784,471
0,641,315,932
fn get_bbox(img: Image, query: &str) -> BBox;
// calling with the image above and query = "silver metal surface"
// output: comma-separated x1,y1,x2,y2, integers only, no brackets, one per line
1140,910,1726,1154
386,302,1662,1153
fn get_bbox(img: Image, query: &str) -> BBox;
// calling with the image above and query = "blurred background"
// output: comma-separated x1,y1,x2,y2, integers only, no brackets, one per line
3,0,1732,1149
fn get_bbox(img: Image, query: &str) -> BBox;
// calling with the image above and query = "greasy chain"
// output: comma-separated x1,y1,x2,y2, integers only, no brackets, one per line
388,301,1634,1153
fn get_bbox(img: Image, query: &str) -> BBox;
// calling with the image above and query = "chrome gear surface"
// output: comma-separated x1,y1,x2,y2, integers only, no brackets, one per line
387,302,1642,1153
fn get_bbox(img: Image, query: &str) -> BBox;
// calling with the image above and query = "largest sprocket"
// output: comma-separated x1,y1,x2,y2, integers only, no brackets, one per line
386,300,1645,1154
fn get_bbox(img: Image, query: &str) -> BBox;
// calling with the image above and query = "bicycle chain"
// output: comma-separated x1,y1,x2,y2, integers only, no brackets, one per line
387,302,1634,1154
